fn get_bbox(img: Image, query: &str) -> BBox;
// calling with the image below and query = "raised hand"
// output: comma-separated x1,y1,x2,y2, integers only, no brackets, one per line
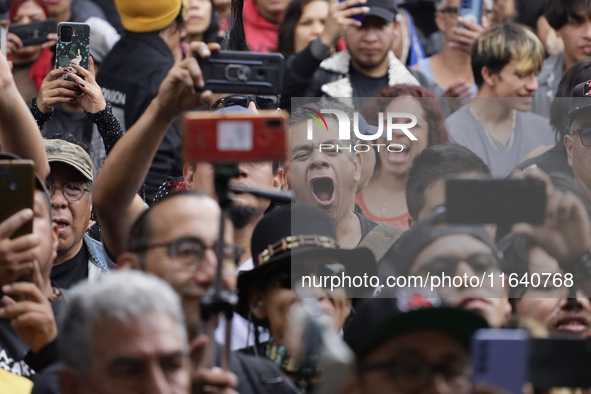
0,261,57,354
66,56,107,114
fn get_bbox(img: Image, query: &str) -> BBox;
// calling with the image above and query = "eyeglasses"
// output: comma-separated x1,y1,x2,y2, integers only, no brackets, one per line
358,357,471,393
571,126,591,147
45,181,89,202
416,253,501,279
132,236,244,271
211,95,281,111
440,6,459,15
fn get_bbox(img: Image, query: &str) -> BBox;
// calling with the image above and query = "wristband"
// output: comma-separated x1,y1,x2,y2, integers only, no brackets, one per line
563,247,591,284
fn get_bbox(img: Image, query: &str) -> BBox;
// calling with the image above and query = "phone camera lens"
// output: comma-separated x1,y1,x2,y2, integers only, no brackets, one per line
236,66,251,82
9,182,17,191
61,25,73,43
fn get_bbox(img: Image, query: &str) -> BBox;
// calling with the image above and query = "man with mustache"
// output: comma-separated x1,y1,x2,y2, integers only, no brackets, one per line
289,101,405,264
304,0,419,110
44,137,110,289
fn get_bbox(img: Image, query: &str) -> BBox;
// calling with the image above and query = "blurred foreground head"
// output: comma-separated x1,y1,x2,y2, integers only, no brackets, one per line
59,271,191,394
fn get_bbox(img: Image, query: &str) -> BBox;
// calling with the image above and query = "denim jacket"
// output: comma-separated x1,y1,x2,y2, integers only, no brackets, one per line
532,52,564,118
84,233,109,281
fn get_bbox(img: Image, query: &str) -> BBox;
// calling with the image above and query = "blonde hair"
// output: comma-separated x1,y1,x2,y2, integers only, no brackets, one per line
472,22,545,87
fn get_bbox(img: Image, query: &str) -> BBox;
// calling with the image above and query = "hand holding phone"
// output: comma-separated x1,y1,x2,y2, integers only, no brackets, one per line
9,19,57,48
511,168,591,266
155,41,219,120
331,0,369,29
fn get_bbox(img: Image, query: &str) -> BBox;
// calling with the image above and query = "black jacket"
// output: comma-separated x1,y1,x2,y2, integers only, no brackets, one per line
96,32,183,202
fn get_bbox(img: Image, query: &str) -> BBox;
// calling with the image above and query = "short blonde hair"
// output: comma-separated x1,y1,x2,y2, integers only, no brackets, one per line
471,22,545,87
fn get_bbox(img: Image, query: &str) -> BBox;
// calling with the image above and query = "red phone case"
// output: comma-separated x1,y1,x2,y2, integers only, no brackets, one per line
183,111,287,163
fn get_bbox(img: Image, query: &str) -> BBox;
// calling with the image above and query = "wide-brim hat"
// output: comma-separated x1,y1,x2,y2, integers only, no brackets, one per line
236,204,378,319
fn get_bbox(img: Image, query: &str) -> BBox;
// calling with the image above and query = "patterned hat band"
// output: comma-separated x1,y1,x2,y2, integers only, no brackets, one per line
257,235,340,266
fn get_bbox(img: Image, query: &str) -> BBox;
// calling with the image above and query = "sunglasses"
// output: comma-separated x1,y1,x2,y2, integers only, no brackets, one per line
440,6,459,15
571,126,591,147
211,95,280,111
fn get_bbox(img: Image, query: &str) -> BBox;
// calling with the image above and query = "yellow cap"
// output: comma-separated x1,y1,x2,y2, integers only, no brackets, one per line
115,0,182,33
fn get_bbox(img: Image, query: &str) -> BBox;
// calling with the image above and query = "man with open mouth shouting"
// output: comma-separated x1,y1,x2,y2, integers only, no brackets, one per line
289,100,405,259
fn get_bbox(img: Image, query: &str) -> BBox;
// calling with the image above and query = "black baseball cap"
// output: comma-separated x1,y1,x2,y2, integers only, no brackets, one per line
344,294,489,359
568,80,591,120
363,0,398,23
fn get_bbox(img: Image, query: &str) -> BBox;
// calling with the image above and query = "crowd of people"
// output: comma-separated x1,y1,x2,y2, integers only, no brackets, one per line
2,0,591,393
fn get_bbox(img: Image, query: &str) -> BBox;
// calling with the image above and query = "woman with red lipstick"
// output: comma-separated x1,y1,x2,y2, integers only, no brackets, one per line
356,85,449,228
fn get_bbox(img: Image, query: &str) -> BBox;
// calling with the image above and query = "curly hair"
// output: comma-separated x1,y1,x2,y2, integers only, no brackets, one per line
360,84,449,148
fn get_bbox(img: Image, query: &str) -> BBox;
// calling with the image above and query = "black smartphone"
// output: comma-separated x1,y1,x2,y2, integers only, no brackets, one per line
9,19,56,47
196,51,285,95
445,178,546,225
529,338,591,388
0,160,34,239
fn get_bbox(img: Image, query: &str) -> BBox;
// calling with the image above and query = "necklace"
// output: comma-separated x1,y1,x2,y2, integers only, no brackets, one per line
469,106,517,154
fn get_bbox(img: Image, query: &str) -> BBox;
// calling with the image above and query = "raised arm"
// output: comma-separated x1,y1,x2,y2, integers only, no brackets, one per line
93,42,218,257
0,53,50,179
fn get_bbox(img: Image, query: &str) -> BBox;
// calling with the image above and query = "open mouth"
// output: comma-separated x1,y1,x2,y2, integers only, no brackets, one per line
555,317,589,334
385,143,410,164
311,178,335,206
53,219,69,231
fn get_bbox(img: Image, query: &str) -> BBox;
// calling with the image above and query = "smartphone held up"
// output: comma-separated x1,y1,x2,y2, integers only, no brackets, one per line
55,22,90,79
183,111,287,164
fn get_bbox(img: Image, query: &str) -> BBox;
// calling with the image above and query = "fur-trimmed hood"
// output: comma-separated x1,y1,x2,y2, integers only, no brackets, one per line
318,50,419,106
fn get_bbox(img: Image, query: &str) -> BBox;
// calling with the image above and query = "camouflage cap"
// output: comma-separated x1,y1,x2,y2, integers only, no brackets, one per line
44,139,93,181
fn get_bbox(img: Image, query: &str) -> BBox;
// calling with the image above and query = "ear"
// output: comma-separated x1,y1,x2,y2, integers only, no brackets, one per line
564,134,574,168
481,66,496,88
353,151,362,183
407,216,415,228
51,222,59,262
117,252,142,270
272,167,285,191
248,288,267,321
59,366,84,394
435,12,445,32
183,162,196,191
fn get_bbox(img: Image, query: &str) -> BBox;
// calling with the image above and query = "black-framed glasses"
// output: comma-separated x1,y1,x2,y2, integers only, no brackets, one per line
45,181,89,202
440,6,459,15
415,252,501,278
571,126,591,147
131,236,244,271
358,357,471,393
211,95,281,110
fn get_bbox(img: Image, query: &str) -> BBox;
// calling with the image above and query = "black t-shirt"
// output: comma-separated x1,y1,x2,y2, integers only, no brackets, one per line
349,66,389,110
50,245,89,289
355,211,379,243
